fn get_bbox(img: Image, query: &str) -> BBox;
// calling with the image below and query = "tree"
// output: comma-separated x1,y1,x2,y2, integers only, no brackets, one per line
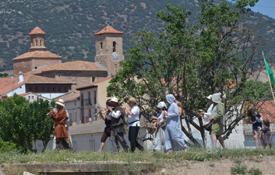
0,96,53,152
108,0,270,147
30,99,53,152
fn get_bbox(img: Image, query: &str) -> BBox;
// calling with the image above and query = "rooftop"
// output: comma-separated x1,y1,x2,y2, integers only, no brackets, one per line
29,27,46,35
0,77,22,96
13,50,61,61
59,90,80,102
95,25,123,35
34,61,107,73
24,74,73,84
258,100,275,122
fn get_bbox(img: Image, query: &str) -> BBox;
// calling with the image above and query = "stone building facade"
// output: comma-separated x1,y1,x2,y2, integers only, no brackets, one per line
13,27,61,74
95,25,124,76
77,85,98,123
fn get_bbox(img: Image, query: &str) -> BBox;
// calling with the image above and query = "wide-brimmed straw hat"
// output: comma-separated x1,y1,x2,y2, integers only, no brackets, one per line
56,99,65,107
109,97,119,107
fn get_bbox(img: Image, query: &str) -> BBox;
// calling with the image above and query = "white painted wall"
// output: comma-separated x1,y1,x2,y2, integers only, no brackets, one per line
37,93,65,100
7,84,26,97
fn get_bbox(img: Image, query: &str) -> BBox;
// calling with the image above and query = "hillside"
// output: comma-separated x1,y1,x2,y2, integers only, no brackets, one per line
0,0,274,71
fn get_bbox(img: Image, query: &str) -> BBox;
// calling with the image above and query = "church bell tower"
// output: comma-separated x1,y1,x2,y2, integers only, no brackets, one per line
95,25,124,76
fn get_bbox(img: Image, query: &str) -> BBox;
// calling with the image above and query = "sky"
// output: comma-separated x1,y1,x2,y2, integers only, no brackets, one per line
250,0,275,19
228,0,275,19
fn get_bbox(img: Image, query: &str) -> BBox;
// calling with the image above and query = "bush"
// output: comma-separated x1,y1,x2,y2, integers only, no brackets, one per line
231,164,247,175
0,140,17,153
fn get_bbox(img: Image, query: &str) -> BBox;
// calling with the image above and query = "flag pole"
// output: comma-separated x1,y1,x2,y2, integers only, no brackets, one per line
262,51,275,105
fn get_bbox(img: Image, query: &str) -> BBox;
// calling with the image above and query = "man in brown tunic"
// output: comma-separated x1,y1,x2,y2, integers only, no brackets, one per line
48,99,70,150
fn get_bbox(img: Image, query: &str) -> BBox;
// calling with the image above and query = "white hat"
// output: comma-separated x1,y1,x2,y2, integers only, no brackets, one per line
157,101,167,109
206,95,212,100
56,99,65,107
211,93,222,104
110,97,119,104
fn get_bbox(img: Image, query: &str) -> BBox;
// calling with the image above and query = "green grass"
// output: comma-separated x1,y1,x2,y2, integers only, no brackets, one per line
1,148,275,165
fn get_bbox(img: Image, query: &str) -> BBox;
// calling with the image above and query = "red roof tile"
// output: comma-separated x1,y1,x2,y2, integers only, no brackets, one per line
0,77,22,95
24,74,73,84
95,25,123,35
29,27,46,35
257,101,275,122
59,90,80,102
13,50,61,61
35,61,107,72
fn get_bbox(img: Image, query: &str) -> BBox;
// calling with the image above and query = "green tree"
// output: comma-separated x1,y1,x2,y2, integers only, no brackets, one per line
108,0,269,147
30,99,53,152
0,96,53,152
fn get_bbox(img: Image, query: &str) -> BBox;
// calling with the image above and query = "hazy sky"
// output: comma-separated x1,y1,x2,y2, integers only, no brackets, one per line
251,0,275,19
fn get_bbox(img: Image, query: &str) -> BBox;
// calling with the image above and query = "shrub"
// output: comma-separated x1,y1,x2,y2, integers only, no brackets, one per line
0,140,17,153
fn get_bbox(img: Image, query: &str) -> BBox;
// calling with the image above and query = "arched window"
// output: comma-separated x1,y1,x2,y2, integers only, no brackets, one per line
113,41,116,52
35,39,38,46
100,42,103,49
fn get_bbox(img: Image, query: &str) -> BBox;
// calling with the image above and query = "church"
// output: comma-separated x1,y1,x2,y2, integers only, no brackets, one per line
0,25,124,99
0,25,127,151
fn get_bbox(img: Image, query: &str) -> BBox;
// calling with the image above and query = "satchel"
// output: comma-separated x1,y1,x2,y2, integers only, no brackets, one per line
203,120,214,131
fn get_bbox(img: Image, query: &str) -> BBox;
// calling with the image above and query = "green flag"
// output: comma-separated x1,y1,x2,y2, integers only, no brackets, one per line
262,51,275,85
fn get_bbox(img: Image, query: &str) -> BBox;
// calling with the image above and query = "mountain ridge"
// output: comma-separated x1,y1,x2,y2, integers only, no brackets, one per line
0,0,274,71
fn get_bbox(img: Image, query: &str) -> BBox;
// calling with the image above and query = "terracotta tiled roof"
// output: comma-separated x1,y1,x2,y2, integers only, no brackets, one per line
29,27,46,35
35,61,107,72
94,77,112,84
95,25,123,35
0,77,22,95
59,90,80,102
24,73,73,84
13,50,61,61
258,101,275,122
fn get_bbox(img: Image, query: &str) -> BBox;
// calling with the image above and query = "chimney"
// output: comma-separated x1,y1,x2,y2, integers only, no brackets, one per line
18,71,24,83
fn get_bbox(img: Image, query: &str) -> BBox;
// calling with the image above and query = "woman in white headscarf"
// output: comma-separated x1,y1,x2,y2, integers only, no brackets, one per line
164,94,187,152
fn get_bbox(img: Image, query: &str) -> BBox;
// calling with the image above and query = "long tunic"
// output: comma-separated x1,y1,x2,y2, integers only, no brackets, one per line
165,102,187,151
50,109,69,139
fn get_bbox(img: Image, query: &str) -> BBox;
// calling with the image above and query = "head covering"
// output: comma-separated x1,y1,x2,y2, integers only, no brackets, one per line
56,99,65,107
157,101,167,109
206,94,212,100
166,94,176,104
110,97,119,103
128,97,137,104
211,93,222,104
109,97,119,107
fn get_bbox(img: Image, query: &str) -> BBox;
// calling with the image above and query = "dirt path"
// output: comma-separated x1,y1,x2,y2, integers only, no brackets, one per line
151,156,275,175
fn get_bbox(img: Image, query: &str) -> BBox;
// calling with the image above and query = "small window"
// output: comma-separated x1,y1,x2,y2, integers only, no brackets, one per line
39,39,42,46
88,91,91,105
34,67,37,69
100,42,103,49
112,41,116,52
94,90,97,105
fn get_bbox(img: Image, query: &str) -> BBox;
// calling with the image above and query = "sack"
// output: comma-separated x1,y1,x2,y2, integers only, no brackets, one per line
203,120,214,131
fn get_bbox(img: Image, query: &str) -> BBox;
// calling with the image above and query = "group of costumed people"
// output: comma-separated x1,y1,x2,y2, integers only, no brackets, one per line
97,94,187,152
149,92,226,151
47,92,227,151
